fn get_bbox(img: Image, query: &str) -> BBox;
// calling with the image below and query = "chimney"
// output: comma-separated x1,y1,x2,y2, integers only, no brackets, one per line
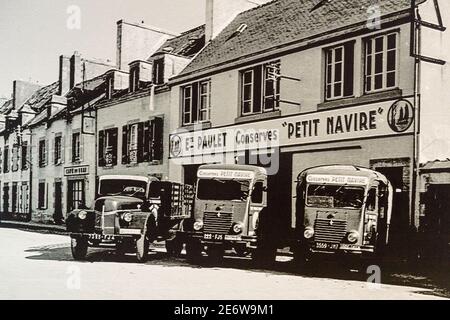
59,55,71,95
70,51,83,88
205,0,270,42
12,80,42,109
116,20,178,71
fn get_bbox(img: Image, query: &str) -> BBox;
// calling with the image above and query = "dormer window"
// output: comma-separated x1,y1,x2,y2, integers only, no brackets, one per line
106,75,114,99
153,58,165,85
129,66,140,92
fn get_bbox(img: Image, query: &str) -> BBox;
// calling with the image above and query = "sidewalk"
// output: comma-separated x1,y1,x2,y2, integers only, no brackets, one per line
0,220,67,233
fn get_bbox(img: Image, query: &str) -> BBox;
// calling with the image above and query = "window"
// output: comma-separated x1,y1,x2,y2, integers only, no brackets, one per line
98,128,118,167
152,58,165,85
122,123,141,165
106,76,114,99
11,147,19,172
251,182,264,204
3,183,9,214
3,146,9,173
325,42,354,100
11,182,18,214
122,118,164,164
54,136,62,165
38,181,47,209
72,132,81,162
365,32,398,93
68,180,85,211
21,142,28,170
39,139,47,167
182,80,211,125
129,66,140,92
367,188,377,211
240,61,281,116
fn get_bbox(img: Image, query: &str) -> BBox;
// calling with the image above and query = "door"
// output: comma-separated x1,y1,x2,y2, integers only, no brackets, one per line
375,166,409,255
68,180,85,212
3,183,9,219
54,181,63,223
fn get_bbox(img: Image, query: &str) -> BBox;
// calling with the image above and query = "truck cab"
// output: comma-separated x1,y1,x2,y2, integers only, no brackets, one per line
294,165,393,262
185,164,272,262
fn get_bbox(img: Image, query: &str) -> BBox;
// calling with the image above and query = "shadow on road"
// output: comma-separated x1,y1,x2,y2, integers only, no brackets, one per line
24,242,450,299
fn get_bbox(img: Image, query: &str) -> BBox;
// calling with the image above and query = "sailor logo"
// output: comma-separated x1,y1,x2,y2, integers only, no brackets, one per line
170,134,182,157
388,99,414,133
329,220,334,226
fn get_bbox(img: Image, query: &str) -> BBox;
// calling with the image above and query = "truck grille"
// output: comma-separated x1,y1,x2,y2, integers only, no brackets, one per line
94,212,116,235
203,212,233,234
314,219,347,243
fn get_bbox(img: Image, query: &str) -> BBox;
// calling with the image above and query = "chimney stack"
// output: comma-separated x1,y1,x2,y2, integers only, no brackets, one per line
59,55,71,95
12,80,42,109
205,0,271,42
116,20,178,71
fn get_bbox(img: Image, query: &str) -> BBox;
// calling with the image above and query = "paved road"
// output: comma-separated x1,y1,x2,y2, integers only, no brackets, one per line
0,227,446,300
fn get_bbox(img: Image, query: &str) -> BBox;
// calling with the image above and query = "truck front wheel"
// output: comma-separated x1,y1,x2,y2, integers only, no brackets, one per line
71,236,88,261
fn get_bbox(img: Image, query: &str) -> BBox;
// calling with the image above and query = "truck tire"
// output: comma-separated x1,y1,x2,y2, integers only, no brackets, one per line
136,233,150,263
165,238,184,256
186,239,203,263
71,236,88,260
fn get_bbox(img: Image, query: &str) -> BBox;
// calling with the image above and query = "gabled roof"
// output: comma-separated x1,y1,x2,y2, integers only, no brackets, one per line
152,24,205,58
179,0,424,78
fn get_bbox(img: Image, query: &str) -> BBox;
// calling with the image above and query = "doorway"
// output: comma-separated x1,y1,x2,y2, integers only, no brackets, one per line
54,181,63,223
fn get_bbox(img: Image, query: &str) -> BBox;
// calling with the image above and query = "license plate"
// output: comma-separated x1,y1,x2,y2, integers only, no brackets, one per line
315,242,339,250
88,234,116,241
203,233,224,241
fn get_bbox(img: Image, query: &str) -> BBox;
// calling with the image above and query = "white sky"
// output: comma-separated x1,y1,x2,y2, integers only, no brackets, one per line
0,0,205,97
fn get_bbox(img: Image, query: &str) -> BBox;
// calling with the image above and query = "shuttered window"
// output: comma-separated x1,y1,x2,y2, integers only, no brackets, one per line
240,61,280,116
39,139,47,168
4,146,10,173
98,128,118,167
122,118,163,164
182,80,211,125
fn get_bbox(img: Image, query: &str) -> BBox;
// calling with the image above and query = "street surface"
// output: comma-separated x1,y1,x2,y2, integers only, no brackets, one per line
0,227,448,300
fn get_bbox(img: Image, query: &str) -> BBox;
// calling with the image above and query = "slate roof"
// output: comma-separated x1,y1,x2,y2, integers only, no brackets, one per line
152,24,205,58
179,0,424,77
18,81,59,113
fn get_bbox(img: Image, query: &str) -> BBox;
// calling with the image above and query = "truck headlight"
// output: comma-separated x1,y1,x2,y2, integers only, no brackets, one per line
193,221,203,231
347,231,360,244
78,210,87,220
232,223,244,234
304,227,314,239
122,212,133,223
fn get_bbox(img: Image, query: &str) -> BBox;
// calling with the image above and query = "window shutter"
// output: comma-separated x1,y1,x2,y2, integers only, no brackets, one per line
344,42,355,97
137,122,144,163
45,140,49,166
143,121,151,162
98,130,105,167
158,60,165,84
111,128,118,166
61,136,65,164
122,125,129,164
80,133,84,162
192,83,199,123
253,65,262,113
153,117,164,161
0,148,3,172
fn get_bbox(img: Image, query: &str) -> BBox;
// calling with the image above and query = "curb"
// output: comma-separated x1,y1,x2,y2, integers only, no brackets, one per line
0,220,67,233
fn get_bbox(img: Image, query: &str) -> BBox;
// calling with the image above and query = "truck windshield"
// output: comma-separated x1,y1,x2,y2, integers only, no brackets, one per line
197,178,250,201
99,179,147,198
306,184,365,209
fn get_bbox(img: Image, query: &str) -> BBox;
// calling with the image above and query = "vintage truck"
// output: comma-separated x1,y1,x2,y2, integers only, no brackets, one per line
183,164,277,264
66,175,194,262
294,165,393,263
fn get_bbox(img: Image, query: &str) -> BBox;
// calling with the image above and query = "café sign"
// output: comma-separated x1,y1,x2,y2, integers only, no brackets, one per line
64,165,89,177
170,98,414,158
